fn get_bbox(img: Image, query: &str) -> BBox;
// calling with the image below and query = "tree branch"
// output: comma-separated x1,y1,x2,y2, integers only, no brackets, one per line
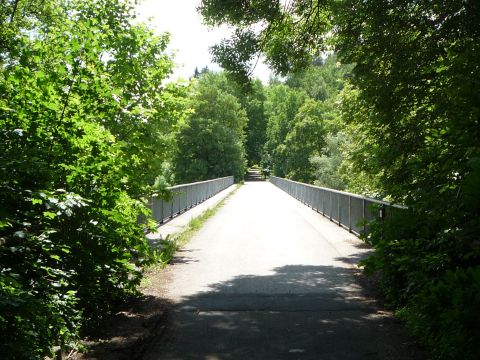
10,0,20,22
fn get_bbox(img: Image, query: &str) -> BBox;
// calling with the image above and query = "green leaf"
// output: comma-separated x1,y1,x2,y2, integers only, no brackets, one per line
43,211,57,219
45,102,60,111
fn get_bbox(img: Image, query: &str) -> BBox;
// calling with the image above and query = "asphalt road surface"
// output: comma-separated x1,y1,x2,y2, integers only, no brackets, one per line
143,182,423,360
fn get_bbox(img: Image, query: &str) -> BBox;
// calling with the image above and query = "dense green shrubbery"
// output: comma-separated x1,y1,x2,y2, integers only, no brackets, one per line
401,267,480,360
0,0,186,357
363,205,480,360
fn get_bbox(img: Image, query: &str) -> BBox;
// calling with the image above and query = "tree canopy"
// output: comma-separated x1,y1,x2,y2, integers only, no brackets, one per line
174,71,247,183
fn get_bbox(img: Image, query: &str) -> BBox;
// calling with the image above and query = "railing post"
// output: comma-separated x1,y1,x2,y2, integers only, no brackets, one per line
321,189,324,216
362,198,366,236
348,195,352,232
160,199,164,224
380,203,386,241
338,193,340,225
329,191,332,220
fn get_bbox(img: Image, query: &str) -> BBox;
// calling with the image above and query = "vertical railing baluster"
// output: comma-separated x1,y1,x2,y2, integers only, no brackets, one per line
362,198,366,236
348,195,352,232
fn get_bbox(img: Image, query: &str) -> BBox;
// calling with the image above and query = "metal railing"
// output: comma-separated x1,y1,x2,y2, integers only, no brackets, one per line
270,176,404,237
150,176,234,224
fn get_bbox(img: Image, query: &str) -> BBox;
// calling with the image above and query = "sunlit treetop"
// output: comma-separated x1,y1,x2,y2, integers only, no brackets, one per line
198,0,334,80
199,0,479,84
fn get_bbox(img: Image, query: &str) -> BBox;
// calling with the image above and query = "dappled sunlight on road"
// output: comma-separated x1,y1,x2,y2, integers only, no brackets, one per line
145,264,420,360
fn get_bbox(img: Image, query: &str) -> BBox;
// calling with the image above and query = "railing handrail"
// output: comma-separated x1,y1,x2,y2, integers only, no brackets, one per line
270,176,405,209
149,175,234,225
169,176,233,190
269,176,405,236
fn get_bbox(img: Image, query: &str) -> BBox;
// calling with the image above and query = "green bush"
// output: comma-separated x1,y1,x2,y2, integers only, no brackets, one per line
399,267,480,360
362,205,480,360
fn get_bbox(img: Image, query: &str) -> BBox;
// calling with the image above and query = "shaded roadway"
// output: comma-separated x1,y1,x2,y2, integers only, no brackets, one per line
143,182,423,360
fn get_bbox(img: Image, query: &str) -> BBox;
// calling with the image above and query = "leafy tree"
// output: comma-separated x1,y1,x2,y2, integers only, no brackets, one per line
199,0,330,79
335,85,386,197
337,4,480,356
242,80,267,166
285,54,351,101
263,84,308,177
283,99,326,183
261,57,348,184
185,71,267,167
311,132,347,190
174,72,247,182
174,117,246,182
0,0,186,357
282,57,351,184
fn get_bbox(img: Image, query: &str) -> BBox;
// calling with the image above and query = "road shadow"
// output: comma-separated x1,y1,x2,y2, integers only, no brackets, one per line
334,242,374,267
170,248,200,265
145,263,425,360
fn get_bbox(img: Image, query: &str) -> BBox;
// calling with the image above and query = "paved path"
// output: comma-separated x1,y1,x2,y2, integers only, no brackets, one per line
143,182,422,360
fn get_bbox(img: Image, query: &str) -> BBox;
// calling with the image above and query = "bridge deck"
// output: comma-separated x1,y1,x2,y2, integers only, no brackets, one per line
143,182,422,360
